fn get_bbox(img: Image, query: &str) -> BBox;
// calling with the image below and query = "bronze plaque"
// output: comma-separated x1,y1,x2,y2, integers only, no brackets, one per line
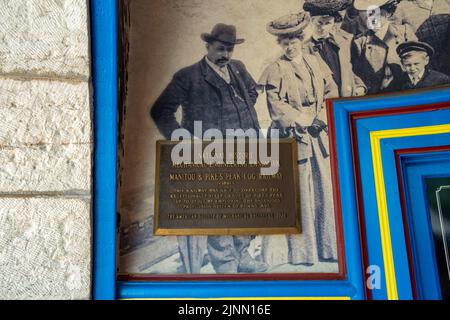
153,139,301,235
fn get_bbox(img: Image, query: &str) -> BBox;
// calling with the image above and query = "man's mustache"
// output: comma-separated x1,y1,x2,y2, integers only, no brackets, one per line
217,58,230,63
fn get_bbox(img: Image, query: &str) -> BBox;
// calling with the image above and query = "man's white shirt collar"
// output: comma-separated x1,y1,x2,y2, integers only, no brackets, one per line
312,33,333,42
205,56,231,84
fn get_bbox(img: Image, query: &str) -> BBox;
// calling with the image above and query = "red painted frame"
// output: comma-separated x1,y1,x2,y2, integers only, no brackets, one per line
326,98,450,300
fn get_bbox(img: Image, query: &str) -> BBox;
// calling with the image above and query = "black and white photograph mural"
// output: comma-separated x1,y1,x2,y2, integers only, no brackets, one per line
117,0,450,276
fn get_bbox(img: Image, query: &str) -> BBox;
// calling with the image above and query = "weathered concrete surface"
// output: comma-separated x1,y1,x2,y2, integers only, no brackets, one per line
0,78,91,146
0,0,93,299
0,0,90,79
0,144,91,193
0,198,91,300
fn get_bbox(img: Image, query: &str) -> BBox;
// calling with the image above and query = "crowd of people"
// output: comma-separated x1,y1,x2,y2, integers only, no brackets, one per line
150,0,450,274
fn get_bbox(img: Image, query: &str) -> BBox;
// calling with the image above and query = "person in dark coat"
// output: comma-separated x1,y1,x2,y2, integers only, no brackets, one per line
151,24,260,139
150,23,267,274
385,41,450,91
303,0,367,97
350,0,417,94
341,2,370,36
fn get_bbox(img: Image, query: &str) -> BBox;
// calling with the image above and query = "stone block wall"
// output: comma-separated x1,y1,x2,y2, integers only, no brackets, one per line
0,0,92,299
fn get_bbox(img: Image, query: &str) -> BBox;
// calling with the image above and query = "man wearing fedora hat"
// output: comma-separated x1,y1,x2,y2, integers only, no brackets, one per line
151,23,267,274
151,23,260,138
303,0,367,98
384,41,450,91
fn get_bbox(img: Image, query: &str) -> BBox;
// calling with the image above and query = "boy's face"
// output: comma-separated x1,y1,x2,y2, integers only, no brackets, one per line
401,52,429,78
311,16,335,39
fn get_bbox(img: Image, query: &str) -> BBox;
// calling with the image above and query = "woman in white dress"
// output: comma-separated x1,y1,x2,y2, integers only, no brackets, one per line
258,11,339,267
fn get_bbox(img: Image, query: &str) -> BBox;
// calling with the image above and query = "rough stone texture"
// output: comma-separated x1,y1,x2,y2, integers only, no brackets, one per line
0,0,93,299
0,144,91,193
0,198,91,300
0,0,90,79
0,78,91,146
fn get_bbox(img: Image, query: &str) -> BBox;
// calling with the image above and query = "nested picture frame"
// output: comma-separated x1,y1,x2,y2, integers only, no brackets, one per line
92,0,450,300
421,174,450,300
397,147,450,300
327,86,450,300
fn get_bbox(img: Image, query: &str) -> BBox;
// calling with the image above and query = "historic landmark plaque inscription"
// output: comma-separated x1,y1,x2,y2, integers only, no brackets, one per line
153,139,301,236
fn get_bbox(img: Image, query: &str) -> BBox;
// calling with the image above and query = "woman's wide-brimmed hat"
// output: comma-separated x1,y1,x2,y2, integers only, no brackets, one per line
303,0,352,16
266,11,310,36
201,23,245,45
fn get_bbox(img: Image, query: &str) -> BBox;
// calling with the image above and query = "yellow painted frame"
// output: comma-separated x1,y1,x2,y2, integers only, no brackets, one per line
370,124,450,300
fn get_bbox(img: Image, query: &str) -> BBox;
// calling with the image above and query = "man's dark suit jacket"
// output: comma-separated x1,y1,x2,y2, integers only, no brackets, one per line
151,58,259,139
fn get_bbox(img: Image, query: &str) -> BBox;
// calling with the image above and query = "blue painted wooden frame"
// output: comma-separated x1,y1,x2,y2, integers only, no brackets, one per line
117,281,357,300
329,87,450,300
90,0,450,299
358,134,450,299
90,0,364,300
91,0,118,300
399,151,450,299
117,215,364,299
355,111,450,299
383,142,450,300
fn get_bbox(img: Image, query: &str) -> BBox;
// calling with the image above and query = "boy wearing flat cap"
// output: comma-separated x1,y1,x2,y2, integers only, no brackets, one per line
303,0,367,97
385,41,450,91
350,0,418,93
